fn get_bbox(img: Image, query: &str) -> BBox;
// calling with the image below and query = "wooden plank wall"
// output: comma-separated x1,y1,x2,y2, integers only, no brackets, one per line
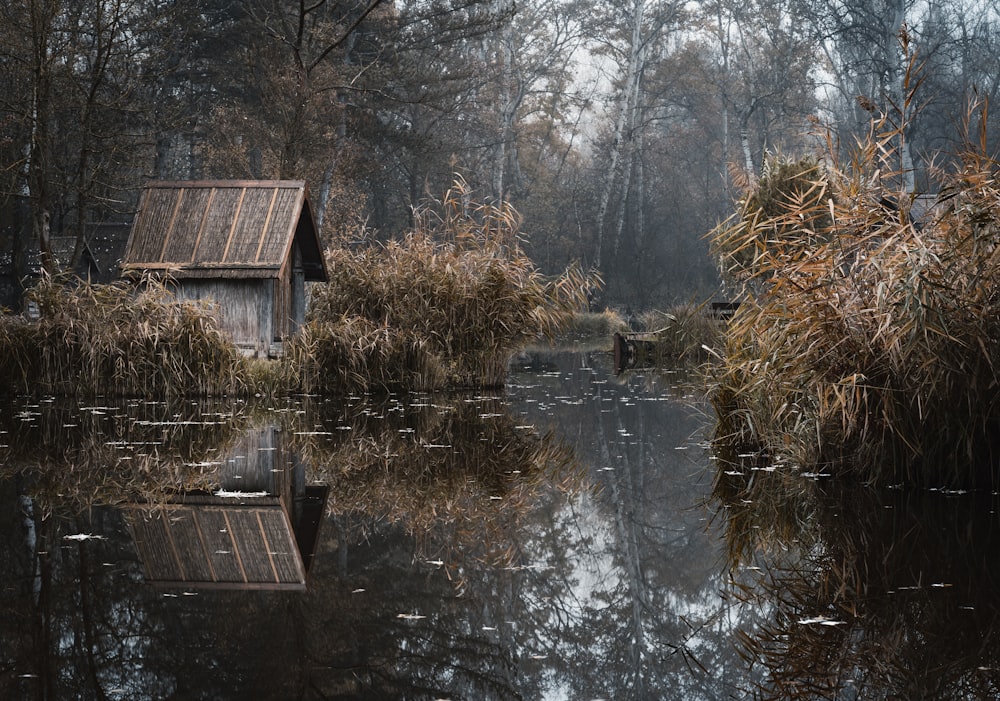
174,279,273,350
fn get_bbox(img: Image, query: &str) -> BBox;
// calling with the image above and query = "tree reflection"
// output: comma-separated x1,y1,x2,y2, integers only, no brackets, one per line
0,352,757,700
0,391,590,699
283,392,584,573
715,455,1000,699
503,353,747,700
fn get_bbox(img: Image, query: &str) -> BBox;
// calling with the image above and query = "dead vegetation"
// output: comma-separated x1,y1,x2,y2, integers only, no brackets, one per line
287,178,596,393
0,275,248,397
0,180,596,398
709,68,1000,486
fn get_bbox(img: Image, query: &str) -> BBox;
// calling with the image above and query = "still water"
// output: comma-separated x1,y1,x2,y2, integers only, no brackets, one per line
2,350,999,699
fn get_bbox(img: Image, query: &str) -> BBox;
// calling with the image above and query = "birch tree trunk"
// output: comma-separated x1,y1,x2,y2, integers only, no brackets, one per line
888,1,915,193
594,0,646,270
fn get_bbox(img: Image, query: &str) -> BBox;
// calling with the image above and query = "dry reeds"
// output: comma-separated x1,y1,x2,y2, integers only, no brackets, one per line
289,177,596,393
641,304,723,362
281,394,585,571
710,53,1000,486
0,397,253,516
0,276,248,397
558,309,629,342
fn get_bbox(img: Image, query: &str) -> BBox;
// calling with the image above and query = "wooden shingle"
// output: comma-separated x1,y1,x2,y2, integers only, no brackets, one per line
121,180,329,354
122,180,327,282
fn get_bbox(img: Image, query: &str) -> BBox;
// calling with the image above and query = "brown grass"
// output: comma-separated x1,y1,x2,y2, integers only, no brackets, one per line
0,275,248,397
288,177,597,393
709,52,1000,487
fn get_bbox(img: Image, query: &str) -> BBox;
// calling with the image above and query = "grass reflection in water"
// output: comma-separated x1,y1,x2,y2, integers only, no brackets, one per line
715,452,1000,700
0,392,586,577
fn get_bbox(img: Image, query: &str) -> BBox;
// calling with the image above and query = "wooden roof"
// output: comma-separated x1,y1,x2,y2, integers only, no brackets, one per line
121,180,327,281
127,502,309,590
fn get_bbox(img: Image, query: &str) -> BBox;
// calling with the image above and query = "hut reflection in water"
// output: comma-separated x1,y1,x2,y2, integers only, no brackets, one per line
126,424,328,590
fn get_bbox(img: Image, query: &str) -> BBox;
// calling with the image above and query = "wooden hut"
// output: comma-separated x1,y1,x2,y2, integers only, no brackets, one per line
125,423,328,590
121,180,328,356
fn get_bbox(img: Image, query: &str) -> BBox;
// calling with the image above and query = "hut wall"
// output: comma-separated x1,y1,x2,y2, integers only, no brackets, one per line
271,244,307,341
273,269,291,340
173,278,274,353
217,424,289,497
290,244,306,335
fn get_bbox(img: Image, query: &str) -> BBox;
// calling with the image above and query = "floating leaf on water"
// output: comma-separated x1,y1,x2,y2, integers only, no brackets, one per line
213,490,269,498
798,616,846,626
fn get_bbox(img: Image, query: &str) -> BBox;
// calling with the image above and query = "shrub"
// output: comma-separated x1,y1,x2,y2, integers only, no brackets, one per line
709,90,1000,487
0,275,247,397
290,178,596,393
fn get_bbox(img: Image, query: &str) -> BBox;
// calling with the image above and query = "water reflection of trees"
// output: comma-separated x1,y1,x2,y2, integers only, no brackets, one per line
715,458,1000,699
0,397,255,513
0,392,590,699
506,353,748,700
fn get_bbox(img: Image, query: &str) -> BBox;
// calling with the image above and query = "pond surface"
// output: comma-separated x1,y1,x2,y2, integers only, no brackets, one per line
2,350,1000,699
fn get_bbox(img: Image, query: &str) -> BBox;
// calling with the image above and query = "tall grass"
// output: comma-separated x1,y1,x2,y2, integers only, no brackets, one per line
0,275,247,397
710,51,1000,486
283,393,584,572
289,178,596,393
1,181,593,398
640,304,723,362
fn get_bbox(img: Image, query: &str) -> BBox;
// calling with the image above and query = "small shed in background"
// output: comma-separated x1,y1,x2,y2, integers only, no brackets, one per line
121,180,328,356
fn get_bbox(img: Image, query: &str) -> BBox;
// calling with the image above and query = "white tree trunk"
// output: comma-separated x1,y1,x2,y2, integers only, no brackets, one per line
595,0,646,269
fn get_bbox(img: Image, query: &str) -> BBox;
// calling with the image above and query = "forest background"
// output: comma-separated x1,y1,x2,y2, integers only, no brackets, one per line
2,0,999,310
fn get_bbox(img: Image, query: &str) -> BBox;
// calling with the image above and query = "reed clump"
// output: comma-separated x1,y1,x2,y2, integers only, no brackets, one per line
641,304,723,361
710,88,1000,486
557,309,629,341
289,178,595,393
0,275,247,397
